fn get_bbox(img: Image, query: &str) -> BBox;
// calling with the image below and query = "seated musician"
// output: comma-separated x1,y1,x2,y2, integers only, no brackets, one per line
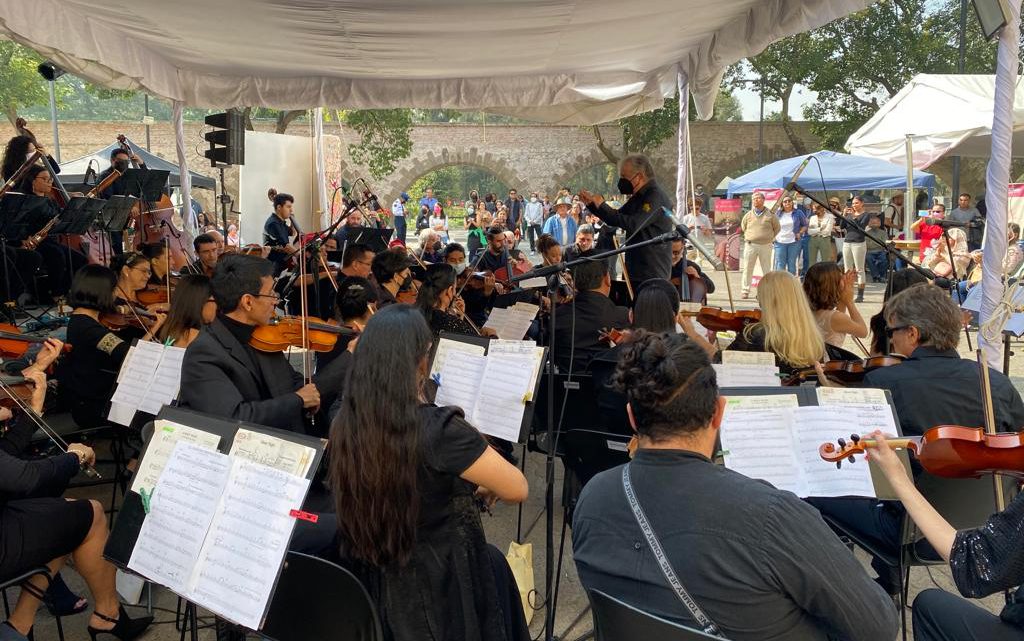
814,284,1024,596
869,431,1024,641
445,241,498,326
154,275,216,348
572,331,898,641
188,233,219,278
563,224,594,263
316,275,376,377
416,229,443,264
720,270,825,375
16,166,88,300
263,191,300,275
329,304,530,641
669,238,715,300
178,254,325,433
477,226,512,277
286,236,336,321
802,261,868,358
55,265,165,429
339,242,374,280
139,242,172,286
370,248,414,307
111,252,168,341
547,253,629,372
415,263,496,338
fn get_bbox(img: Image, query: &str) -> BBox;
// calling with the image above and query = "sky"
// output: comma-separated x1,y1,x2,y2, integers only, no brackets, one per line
732,84,818,121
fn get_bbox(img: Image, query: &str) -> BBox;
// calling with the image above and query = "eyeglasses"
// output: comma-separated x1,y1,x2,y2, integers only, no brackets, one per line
885,325,910,338
253,292,280,301
132,266,152,276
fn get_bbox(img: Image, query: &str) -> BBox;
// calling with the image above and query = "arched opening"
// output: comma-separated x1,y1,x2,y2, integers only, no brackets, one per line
404,164,512,225
562,162,616,195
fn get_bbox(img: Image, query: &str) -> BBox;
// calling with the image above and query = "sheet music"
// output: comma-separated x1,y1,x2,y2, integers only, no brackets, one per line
434,352,486,415
228,429,316,477
487,340,544,393
712,363,781,387
141,346,186,414
128,443,231,595
816,387,887,406
483,303,538,340
471,353,536,441
131,420,222,495
108,342,187,424
793,406,877,498
719,407,802,495
429,337,486,377
190,459,310,629
721,351,776,366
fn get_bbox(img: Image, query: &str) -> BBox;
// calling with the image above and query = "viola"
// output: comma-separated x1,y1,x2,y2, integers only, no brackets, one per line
136,287,169,307
695,307,761,333
785,355,905,385
599,327,631,346
249,316,357,353
0,379,37,411
0,324,72,359
819,425,1024,480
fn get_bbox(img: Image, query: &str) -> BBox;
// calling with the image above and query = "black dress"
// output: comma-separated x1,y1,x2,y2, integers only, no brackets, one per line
344,405,528,641
55,313,131,428
426,308,478,337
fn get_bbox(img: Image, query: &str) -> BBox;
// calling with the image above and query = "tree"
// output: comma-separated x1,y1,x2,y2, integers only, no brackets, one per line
724,33,822,154
340,109,414,180
591,88,743,164
0,41,64,127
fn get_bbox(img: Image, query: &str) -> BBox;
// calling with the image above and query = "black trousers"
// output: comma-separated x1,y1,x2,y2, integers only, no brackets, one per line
0,245,41,301
913,589,1024,641
526,224,542,251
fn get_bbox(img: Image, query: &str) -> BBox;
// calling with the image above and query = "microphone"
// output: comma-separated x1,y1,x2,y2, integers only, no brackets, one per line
769,155,813,216
673,221,725,271
926,217,979,228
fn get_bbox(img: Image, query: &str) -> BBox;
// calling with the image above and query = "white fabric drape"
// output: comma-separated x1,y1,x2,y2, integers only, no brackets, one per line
980,0,1022,368
172,100,197,258
675,72,688,220
312,108,329,230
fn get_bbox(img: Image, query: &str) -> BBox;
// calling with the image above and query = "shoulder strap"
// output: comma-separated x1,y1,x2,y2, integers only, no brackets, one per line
622,465,726,638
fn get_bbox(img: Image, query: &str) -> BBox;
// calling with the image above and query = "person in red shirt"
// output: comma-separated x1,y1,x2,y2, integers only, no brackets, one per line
911,202,946,263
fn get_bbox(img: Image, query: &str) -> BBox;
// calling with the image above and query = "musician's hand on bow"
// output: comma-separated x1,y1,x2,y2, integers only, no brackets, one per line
68,443,96,467
295,383,321,409
0,407,12,422
685,265,699,278
483,273,496,296
480,327,498,338
813,362,837,388
20,368,47,414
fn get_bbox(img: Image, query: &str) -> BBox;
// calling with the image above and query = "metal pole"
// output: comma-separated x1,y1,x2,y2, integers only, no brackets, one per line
952,0,968,198
758,76,765,165
905,135,914,238
46,80,60,163
144,94,151,150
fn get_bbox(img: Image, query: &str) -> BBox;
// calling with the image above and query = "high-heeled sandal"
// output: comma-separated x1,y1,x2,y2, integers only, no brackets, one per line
43,573,88,617
86,605,153,641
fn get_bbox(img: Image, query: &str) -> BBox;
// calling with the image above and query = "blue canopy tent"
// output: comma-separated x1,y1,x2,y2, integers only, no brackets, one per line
726,150,935,197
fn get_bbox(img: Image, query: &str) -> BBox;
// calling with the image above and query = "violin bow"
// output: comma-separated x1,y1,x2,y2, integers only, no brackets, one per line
612,236,634,302
977,349,1006,511
164,237,172,306
115,285,157,338
454,245,489,299
0,376,100,479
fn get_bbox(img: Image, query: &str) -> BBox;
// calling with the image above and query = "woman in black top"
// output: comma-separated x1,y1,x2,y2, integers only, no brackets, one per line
155,274,215,348
55,265,163,429
415,264,492,337
329,305,529,641
15,166,87,300
139,242,172,287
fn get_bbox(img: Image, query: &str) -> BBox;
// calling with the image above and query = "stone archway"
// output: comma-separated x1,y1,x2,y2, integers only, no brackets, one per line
549,148,615,195
380,147,528,200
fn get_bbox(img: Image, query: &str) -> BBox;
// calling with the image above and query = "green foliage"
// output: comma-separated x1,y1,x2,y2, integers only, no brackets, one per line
341,109,414,180
408,165,509,202
0,41,65,125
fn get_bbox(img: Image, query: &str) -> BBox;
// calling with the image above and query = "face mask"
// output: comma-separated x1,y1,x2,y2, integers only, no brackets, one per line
114,159,129,173
399,274,414,291
530,197,538,203
617,177,635,195
454,261,467,273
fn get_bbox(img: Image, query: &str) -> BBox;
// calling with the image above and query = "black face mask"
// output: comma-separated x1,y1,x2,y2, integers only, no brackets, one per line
114,159,129,173
617,177,635,195
432,241,442,252
399,274,414,292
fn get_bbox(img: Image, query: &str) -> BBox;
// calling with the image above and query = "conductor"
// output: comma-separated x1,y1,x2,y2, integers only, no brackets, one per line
579,153,674,293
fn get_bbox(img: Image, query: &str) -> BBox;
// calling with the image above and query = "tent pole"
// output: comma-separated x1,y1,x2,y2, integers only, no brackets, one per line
172,101,196,259
980,0,1022,368
675,71,689,220
904,135,914,238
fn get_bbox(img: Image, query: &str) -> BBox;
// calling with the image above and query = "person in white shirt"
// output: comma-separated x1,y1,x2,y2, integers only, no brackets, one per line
391,192,409,245
682,204,714,249
805,202,835,268
524,192,544,253
428,204,449,244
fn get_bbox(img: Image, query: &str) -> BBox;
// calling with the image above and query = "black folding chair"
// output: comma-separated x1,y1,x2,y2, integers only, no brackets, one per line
0,566,64,641
261,552,382,641
589,589,719,641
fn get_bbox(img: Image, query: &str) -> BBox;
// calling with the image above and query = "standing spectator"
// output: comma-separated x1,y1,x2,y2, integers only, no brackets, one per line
391,192,409,245
773,196,808,275
805,202,835,268
429,203,449,245
840,196,875,303
948,193,985,251
484,193,497,214
504,189,522,235
682,201,713,247
882,192,904,237
570,202,585,226
542,196,578,248
524,192,544,253
418,187,438,217
693,183,710,214
740,192,780,298
542,195,552,219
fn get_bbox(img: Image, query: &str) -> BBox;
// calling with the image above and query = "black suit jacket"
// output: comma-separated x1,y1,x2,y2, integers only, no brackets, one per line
179,318,319,433
590,180,674,286
549,290,629,373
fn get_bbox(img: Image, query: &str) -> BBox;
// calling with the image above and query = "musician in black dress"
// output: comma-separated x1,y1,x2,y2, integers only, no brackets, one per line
414,264,496,338
16,166,87,300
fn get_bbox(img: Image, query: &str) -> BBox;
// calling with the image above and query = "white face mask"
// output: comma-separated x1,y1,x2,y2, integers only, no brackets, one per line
455,261,467,273
530,197,538,203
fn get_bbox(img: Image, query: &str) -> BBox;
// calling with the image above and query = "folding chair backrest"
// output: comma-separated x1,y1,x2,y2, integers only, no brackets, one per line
261,552,382,641
904,472,1017,549
562,429,631,489
589,589,720,641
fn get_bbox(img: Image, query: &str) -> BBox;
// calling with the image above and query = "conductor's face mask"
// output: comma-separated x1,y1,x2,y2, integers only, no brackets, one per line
617,173,638,195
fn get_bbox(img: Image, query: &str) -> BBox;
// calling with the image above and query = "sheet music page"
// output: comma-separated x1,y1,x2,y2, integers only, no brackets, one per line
816,387,887,406
719,407,802,495
131,420,222,495
793,406,877,498
487,340,544,393
434,351,486,415
429,337,486,377
228,429,316,478
128,443,231,595
712,363,781,387
721,351,776,366
109,343,159,423
139,345,186,415
470,353,535,442
190,459,310,630
483,304,537,340
723,394,799,411
115,346,136,383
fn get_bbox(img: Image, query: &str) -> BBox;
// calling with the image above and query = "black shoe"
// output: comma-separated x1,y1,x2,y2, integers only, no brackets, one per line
87,606,153,641
44,573,88,617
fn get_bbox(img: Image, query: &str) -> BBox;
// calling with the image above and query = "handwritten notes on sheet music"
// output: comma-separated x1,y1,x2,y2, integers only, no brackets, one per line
719,395,876,498
109,342,186,424
128,440,311,630
130,420,222,496
229,429,315,477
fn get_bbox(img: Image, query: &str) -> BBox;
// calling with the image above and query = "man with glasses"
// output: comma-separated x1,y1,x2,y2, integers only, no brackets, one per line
339,243,374,280
179,254,326,434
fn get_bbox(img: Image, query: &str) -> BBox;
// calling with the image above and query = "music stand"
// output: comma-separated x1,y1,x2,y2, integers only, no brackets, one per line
54,197,104,235
97,196,138,265
0,194,52,322
121,169,169,202
348,227,393,253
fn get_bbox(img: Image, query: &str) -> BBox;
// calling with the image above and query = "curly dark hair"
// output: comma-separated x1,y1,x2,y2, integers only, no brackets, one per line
612,331,718,442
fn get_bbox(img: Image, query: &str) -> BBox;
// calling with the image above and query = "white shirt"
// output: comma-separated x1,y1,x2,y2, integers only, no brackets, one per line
391,198,406,217
524,200,544,225
683,213,713,237
776,211,796,244
807,212,835,237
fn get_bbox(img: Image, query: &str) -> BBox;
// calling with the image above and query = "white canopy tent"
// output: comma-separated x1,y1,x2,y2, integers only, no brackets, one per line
845,74,1024,168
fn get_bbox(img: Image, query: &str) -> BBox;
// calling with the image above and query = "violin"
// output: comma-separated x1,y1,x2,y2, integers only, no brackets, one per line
785,355,905,385
136,287,169,307
0,324,72,359
249,316,357,353
695,307,761,333
599,327,631,346
819,425,1024,480
0,379,37,411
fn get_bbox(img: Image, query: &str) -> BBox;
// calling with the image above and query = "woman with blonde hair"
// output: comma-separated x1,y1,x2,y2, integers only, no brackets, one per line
721,271,825,374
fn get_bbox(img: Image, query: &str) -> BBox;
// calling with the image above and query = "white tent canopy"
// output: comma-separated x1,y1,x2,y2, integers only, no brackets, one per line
845,74,1024,168
0,0,872,124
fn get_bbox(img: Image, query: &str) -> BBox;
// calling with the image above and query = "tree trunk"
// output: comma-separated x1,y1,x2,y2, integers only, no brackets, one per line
240,107,255,131
275,110,305,134
779,89,808,156
5,105,18,129
591,125,620,164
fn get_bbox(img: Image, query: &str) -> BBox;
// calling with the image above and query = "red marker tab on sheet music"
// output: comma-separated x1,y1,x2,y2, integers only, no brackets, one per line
289,509,319,523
